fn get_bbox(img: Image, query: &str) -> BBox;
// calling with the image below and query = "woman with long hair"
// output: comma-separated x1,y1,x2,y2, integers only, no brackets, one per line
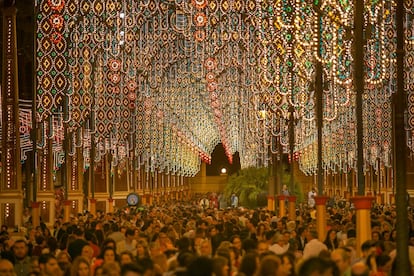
212,256,230,276
136,239,151,260
323,229,339,251
70,256,90,276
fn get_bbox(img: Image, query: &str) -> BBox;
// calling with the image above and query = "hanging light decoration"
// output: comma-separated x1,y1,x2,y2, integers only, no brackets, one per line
29,0,413,184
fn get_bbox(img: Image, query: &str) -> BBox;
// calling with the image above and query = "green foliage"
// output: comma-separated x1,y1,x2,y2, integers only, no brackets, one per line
224,167,269,208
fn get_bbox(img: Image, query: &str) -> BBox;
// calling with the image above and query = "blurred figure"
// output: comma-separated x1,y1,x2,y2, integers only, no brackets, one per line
12,239,31,276
231,194,239,208
0,259,15,276
119,251,134,266
70,256,90,276
257,255,281,276
324,229,339,252
212,256,230,276
308,188,317,208
331,248,351,276
38,254,62,276
298,256,339,276
302,230,328,260
237,251,259,276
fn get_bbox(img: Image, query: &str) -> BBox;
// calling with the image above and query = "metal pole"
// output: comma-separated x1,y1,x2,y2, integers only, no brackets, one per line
354,0,365,195
314,4,324,195
32,1,38,204
394,0,410,273
289,106,295,193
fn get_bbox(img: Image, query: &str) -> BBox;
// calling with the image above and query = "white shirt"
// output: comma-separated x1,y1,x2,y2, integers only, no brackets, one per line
269,243,289,255
302,238,328,260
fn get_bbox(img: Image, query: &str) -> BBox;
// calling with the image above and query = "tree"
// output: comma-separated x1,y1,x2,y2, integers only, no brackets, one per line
224,167,268,208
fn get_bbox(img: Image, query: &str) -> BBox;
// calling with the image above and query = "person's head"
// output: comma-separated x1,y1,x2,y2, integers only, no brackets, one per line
136,240,149,258
0,259,15,276
298,256,339,276
258,255,281,276
230,235,242,250
273,232,288,246
238,251,259,276
371,231,382,242
125,228,135,241
306,229,319,241
80,245,94,261
297,226,308,238
187,256,213,276
121,263,143,276
56,251,71,264
102,262,121,276
100,246,117,263
331,248,351,274
94,266,104,276
257,240,269,255
30,256,40,273
101,238,116,250
12,239,29,260
327,229,337,241
212,256,229,276
374,254,392,274
120,251,134,266
360,240,376,258
279,252,295,276
39,254,61,276
70,256,90,276
199,239,212,257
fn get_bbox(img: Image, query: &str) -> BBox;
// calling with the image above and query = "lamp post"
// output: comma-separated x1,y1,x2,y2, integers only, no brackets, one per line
288,105,296,195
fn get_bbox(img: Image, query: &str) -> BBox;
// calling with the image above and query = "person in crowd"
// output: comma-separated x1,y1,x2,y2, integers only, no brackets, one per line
0,259,15,276
351,261,369,276
121,263,143,276
119,251,135,266
231,194,239,208
212,255,230,276
308,187,317,208
331,248,352,276
298,256,339,276
38,253,62,276
99,246,118,264
230,235,244,267
101,261,121,276
237,251,259,276
257,254,281,276
302,229,328,260
12,239,31,276
324,229,340,251
70,256,90,276
187,256,213,276
269,233,289,255
279,252,296,276
117,228,137,256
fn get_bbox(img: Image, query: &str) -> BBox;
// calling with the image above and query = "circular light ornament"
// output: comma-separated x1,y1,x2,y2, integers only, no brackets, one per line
50,14,64,30
204,57,217,70
108,59,122,71
192,0,208,9
48,0,65,11
194,12,207,27
194,30,206,42
206,72,215,82
207,81,217,92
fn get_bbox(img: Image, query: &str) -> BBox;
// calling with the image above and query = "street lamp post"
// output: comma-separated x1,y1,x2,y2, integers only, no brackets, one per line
288,105,296,194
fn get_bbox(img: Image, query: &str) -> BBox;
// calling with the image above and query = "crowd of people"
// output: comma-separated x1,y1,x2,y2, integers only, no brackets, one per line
0,195,412,276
